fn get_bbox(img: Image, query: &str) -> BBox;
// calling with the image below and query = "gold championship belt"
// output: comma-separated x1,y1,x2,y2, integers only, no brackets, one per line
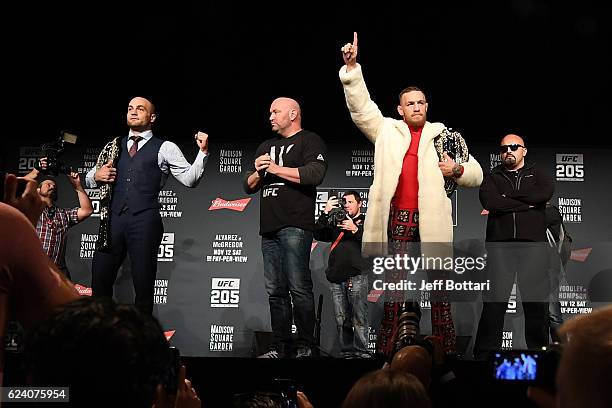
434,128,469,196
95,137,122,251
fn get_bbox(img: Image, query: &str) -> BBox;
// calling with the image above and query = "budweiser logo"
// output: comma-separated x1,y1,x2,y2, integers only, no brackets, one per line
208,197,251,212
164,330,176,341
570,248,592,262
74,284,92,296
367,289,383,303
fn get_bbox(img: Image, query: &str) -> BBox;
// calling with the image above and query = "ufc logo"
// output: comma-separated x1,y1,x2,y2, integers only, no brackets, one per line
556,154,583,164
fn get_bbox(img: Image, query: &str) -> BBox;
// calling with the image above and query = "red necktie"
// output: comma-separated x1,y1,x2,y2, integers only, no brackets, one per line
129,135,142,158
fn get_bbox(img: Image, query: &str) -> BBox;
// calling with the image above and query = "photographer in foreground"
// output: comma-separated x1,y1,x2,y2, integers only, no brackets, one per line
314,191,370,359
527,305,612,408
389,323,459,407
25,158,94,279
25,296,200,408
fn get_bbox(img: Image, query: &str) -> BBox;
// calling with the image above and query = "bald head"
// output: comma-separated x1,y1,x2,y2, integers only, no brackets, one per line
269,97,302,137
273,97,301,113
501,134,525,147
127,97,156,132
499,133,527,170
390,345,432,389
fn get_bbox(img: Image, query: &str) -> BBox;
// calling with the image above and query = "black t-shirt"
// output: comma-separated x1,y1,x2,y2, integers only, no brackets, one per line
245,130,327,235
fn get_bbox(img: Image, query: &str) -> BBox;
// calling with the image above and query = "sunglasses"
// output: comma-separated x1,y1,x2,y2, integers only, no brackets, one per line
499,144,524,153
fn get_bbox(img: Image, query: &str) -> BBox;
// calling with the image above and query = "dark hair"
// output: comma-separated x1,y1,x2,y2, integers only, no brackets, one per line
341,369,431,408
398,86,426,103
38,177,58,201
343,190,362,204
26,297,171,408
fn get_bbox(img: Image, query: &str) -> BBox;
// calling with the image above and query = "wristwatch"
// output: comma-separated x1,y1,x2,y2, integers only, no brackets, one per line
451,164,463,178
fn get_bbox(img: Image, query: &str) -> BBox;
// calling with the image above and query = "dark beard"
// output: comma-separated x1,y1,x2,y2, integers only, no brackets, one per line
503,155,516,168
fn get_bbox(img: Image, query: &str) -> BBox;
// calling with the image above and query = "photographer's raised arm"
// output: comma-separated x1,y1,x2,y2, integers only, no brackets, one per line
24,157,48,180
67,172,93,221
313,196,340,242
24,167,40,181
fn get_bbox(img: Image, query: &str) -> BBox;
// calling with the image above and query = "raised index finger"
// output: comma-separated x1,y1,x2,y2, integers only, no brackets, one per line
178,365,187,391
353,31,358,46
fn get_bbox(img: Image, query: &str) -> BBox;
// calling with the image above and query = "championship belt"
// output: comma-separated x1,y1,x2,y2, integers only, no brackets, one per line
95,137,122,251
433,128,469,196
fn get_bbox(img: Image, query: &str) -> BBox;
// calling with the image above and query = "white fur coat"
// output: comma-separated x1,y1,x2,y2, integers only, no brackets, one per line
339,64,483,256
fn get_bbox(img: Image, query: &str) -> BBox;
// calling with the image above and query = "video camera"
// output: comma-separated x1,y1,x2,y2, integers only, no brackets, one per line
36,131,78,176
326,194,348,227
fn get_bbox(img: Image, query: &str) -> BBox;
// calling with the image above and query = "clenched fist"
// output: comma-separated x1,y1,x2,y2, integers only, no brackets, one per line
195,131,209,153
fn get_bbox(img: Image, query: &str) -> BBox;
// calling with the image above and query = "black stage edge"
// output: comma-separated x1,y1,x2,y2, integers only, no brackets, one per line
3,352,539,407
182,356,539,408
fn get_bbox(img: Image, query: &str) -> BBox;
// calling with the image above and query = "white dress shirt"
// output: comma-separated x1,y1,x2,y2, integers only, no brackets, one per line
85,130,208,189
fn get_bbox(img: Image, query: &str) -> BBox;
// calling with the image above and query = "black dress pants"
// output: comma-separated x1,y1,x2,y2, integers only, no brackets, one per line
92,208,163,314
474,242,550,358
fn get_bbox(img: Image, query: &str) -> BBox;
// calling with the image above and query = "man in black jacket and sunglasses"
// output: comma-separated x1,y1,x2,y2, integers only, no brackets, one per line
474,134,555,359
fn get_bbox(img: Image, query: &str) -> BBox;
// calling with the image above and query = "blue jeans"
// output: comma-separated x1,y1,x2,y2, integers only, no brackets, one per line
262,227,315,352
330,274,370,357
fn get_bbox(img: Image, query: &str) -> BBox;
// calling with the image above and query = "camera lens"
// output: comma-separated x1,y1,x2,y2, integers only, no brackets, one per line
394,301,422,354
327,207,348,226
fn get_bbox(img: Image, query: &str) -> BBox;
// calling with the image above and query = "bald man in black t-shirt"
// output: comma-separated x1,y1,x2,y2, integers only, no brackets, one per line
244,97,327,358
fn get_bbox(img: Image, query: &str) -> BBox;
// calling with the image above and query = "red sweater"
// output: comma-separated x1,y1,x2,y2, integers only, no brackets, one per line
392,126,422,208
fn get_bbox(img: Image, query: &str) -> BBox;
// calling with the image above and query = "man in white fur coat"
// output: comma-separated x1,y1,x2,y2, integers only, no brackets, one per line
339,32,483,356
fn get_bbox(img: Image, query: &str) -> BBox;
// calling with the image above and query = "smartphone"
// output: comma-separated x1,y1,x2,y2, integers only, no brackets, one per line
163,346,181,394
272,378,298,408
492,349,539,381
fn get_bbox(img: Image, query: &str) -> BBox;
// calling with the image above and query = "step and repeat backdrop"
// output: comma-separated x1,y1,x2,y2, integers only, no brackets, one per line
9,136,612,357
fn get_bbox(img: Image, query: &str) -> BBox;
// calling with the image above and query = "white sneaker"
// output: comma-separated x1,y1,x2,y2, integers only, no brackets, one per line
257,349,281,358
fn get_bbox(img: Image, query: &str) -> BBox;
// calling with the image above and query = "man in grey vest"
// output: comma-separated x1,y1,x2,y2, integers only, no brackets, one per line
86,96,209,314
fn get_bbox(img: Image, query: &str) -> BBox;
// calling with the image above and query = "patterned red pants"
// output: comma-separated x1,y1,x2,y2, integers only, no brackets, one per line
377,207,456,358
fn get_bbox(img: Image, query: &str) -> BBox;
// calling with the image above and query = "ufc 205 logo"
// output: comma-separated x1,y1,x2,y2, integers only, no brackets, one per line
157,233,175,262
18,157,38,173
556,154,584,181
211,278,240,308
85,189,101,218
18,147,42,174
506,283,517,314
